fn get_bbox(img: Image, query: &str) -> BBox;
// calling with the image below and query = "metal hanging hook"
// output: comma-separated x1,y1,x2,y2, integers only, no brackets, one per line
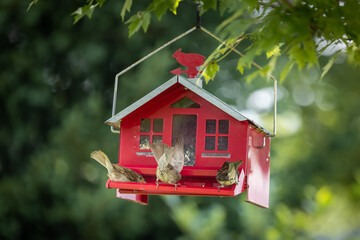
196,2,202,29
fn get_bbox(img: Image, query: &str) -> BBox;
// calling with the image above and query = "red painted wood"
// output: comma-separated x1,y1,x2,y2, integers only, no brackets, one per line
246,126,271,208
113,78,270,205
107,178,244,197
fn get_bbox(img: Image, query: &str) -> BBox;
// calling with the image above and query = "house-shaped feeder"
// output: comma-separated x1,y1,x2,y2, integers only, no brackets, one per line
105,73,274,208
103,26,277,208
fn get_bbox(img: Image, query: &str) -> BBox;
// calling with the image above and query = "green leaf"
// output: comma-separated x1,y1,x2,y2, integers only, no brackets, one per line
203,62,220,83
149,0,168,20
262,55,278,79
266,44,283,59
168,0,182,15
96,0,106,7
121,0,132,21
321,50,342,80
237,48,256,74
203,0,217,11
238,65,245,74
148,0,182,20
126,13,142,38
72,4,97,24
141,12,151,33
27,0,39,11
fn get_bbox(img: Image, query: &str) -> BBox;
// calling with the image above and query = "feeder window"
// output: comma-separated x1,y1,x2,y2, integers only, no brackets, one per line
205,136,215,150
171,97,200,108
218,136,228,151
204,119,229,152
153,119,163,133
219,120,229,134
172,114,197,166
206,120,216,134
140,119,151,133
139,118,163,150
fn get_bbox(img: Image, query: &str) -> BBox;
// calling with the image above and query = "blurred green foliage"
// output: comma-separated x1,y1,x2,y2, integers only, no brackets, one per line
1,0,360,239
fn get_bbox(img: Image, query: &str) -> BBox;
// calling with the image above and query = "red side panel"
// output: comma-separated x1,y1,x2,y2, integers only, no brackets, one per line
116,190,148,205
246,127,271,208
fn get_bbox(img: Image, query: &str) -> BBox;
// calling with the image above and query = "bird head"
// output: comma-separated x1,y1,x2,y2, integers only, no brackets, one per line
137,176,147,183
172,48,182,58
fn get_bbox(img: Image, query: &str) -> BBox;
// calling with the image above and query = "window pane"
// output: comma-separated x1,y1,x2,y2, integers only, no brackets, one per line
139,135,150,149
171,97,200,108
153,119,163,133
140,119,151,133
205,136,215,150
172,115,197,166
206,120,216,134
152,135,163,143
219,120,229,134
218,136,228,151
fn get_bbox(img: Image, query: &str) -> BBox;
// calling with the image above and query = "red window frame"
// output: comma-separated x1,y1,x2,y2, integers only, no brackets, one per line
139,118,163,151
204,119,229,152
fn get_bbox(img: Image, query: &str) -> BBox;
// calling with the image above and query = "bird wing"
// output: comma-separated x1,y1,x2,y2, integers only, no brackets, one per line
154,145,174,170
216,162,230,182
113,164,145,182
170,135,184,173
229,160,244,172
150,142,169,164
163,146,175,166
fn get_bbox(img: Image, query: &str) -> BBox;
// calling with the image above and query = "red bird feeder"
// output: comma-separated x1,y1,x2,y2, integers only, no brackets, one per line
104,27,277,208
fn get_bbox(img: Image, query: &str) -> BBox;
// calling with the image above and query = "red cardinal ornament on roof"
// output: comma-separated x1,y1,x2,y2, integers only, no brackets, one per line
170,49,206,78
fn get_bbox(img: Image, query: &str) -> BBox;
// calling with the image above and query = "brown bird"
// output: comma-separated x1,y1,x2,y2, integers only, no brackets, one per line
216,160,244,191
90,150,146,183
149,136,184,190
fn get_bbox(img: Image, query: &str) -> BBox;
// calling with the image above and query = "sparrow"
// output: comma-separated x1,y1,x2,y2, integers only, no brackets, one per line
90,150,146,183
216,160,243,191
149,136,184,190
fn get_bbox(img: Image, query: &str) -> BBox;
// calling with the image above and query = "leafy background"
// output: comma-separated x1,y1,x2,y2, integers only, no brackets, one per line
1,0,360,239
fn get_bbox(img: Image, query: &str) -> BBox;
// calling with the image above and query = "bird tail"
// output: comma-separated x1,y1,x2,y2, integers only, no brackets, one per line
233,160,244,171
90,150,113,172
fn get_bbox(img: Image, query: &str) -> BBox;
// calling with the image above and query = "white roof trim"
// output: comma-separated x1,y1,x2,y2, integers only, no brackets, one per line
105,75,271,134
178,77,248,122
105,76,178,124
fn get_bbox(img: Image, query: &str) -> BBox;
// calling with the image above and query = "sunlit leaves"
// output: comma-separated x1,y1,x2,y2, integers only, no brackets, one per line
124,0,181,37
266,44,282,59
70,0,360,80
203,61,220,83
200,37,242,82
